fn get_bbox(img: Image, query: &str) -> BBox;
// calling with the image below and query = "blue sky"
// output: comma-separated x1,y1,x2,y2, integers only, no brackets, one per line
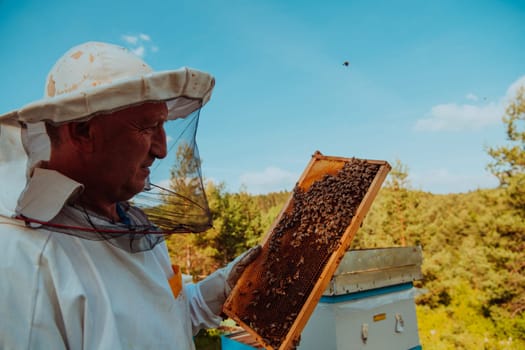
1,0,524,194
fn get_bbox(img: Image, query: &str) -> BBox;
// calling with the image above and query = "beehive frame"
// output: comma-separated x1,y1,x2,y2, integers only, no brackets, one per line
223,151,391,349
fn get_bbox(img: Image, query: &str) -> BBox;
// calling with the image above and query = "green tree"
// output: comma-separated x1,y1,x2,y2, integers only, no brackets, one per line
253,191,291,234
168,143,211,232
384,159,411,246
145,142,211,233
485,85,525,323
487,86,525,187
357,159,421,248
162,142,215,277
193,183,265,267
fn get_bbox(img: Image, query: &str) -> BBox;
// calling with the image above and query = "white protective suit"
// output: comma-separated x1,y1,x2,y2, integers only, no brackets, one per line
0,41,260,350
0,167,222,350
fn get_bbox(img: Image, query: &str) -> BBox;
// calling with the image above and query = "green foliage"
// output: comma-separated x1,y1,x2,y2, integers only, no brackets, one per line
183,181,266,269
165,92,525,347
164,176,524,349
165,232,216,278
252,191,291,233
507,173,525,213
486,86,525,187
385,158,411,190
194,328,221,350
171,182,523,348
252,191,290,213
378,159,412,246
417,282,523,349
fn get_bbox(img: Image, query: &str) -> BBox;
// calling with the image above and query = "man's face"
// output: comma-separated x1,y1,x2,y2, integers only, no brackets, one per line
88,102,168,203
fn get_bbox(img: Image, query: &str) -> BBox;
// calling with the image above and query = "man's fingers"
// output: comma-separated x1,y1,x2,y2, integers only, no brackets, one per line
239,245,262,266
228,245,262,287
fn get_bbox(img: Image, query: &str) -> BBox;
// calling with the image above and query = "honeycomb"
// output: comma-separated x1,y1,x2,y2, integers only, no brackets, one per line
224,155,388,350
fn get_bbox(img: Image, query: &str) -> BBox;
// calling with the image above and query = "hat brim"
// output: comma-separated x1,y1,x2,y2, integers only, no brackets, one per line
0,67,214,124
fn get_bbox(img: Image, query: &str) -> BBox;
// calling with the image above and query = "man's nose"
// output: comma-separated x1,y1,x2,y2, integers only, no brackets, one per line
151,126,167,159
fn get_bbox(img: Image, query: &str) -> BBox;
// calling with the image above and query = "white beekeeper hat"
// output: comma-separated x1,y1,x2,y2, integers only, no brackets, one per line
0,41,214,124
0,41,215,227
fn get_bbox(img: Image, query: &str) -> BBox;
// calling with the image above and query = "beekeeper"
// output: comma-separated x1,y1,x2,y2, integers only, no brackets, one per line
0,41,260,349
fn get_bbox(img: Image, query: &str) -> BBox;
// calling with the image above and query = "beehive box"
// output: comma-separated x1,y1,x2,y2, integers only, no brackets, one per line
223,151,391,350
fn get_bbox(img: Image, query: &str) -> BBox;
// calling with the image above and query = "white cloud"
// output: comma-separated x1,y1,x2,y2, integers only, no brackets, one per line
506,75,525,100
466,93,478,101
139,33,151,41
131,46,145,57
414,102,502,131
121,35,138,45
239,166,297,194
415,75,525,132
410,168,498,194
120,33,157,58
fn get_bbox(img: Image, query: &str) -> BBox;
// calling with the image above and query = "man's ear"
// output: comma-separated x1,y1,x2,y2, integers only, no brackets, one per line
66,121,95,152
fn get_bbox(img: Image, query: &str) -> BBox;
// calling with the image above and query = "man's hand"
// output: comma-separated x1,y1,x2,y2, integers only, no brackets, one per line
198,245,262,315
225,245,262,292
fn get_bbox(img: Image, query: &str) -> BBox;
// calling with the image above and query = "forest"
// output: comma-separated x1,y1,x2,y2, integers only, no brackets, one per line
164,89,524,349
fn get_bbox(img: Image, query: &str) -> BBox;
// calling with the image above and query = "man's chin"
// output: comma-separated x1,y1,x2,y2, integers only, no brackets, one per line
122,181,148,201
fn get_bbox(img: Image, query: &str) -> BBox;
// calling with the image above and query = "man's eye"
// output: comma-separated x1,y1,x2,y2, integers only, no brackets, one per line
139,124,159,133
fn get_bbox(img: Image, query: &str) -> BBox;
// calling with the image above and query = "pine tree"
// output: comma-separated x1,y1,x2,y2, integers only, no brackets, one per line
487,86,525,187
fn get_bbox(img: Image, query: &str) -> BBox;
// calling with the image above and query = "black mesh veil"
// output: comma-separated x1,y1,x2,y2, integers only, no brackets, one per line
134,106,212,233
6,99,212,253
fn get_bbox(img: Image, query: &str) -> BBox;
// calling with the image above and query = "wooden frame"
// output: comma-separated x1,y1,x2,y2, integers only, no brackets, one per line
223,151,391,350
